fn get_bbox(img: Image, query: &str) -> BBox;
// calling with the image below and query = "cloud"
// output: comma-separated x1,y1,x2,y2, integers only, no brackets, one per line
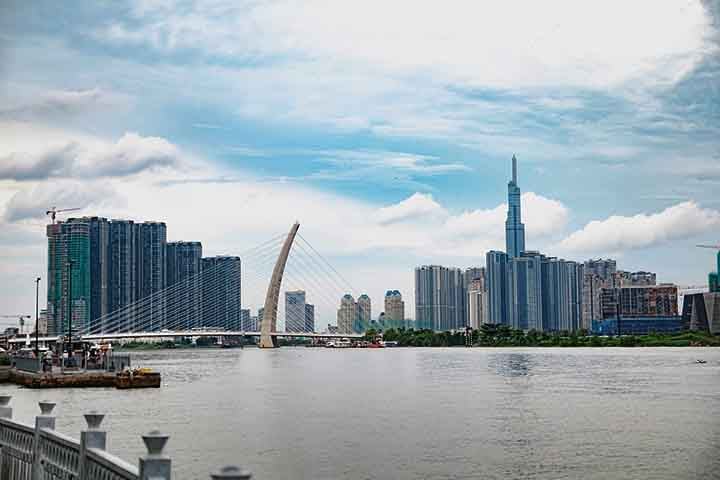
559,201,720,253
3,181,121,223
0,88,107,119
376,193,447,225
0,132,181,181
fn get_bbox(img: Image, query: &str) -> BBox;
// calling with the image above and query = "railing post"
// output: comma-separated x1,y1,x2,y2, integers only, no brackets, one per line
31,401,56,480
78,412,106,480
0,396,10,480
211,465,253,479
0,395,11,419
139,430,171,480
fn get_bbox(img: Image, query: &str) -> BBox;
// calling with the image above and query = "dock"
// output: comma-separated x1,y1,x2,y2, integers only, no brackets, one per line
0,366,161,389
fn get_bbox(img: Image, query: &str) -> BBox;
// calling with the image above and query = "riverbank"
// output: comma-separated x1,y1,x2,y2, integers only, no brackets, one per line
0,366,161,389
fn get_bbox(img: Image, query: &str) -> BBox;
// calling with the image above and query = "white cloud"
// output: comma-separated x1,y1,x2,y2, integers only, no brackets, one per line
376,193,447,225
0,131,182,181
559,201,720,253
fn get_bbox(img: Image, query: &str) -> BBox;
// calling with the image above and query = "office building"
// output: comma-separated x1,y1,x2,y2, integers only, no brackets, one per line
285,290,307,332
304,304,315,333
415,265,465,331
600,285,678,319
202,256,241,329
383,290,405,329
337,294,357,334
47,220,91,335
135,221,167,330
505,155,525,259
467,278,488,329
166,241,203,329
486,251,509,325
357,294,371,332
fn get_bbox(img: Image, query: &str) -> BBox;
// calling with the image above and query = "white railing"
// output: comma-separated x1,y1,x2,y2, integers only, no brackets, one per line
0,396,252,479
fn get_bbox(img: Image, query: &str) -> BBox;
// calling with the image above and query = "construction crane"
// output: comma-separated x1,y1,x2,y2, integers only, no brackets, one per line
0,315,31,334
696,244,720,293
46,206,81,224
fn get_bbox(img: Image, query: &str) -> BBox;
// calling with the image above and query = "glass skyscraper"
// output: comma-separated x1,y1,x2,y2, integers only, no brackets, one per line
505,155,525,259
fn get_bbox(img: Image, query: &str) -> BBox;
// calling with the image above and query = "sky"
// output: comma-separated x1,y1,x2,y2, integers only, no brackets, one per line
0,0,719,326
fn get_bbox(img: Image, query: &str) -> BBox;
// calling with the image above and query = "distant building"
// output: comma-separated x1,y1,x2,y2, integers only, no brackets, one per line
201,256,241,329
383,290,405,329
464,267,485,286
285,290,307,332
508,251,543,331
583,259,617,282
582,273,604,330
304,304,315,333
108,220,136,330
258,307,264,329
612,270,657,287
505,155,525,259
601,285,678,319
81,217,110,329
467,279,488,329
415,265,465,331
357,294,371,332
37,309,49,335
486,251,509,326
240,309,252,331
337,294,356,334
166,241,203,329
593,316,683,336
135,221,167,330
47,220,91,335
540,256,583,332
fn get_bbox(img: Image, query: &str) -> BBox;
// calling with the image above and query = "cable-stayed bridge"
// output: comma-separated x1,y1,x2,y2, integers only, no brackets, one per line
28,223,367,348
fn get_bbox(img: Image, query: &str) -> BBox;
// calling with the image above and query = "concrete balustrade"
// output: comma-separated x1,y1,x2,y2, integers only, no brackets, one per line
0,396,254,480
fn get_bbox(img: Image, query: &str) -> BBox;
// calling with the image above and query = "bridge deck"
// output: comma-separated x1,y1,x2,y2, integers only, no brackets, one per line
9,331,363,343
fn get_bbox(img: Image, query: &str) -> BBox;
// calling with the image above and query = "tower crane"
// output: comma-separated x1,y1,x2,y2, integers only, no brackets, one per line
46,206,81,224
0,315,31,334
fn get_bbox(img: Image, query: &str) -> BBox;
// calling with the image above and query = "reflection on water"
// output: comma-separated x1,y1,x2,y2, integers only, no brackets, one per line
4,347,720,480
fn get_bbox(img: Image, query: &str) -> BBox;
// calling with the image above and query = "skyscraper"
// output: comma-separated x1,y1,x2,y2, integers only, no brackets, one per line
304,304,315,333
508,251,543,331
166,241,203,329
486,251,508,325
467,278,488,329
356,294,371,332
135,221,167,330
383,290,405,329
201,256,241,329
505,155,525,259
414,265,465,331
79,217,109,329
285,290,307,332
47,220,91,335
337,294,357,334
108,220,136,330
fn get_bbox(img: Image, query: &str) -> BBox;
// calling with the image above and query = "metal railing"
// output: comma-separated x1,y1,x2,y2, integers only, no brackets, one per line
0,396,253,479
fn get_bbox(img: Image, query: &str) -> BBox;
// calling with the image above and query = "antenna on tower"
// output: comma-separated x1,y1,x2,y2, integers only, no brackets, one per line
512,155,517,184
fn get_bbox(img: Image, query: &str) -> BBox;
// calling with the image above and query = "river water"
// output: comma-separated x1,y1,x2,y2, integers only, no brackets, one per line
3,347,720,479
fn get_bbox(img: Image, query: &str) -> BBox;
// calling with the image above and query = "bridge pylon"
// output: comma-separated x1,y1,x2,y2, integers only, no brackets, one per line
259,222,300,348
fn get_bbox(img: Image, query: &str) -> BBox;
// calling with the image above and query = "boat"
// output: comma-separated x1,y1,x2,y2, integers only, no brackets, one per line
695,359,707,364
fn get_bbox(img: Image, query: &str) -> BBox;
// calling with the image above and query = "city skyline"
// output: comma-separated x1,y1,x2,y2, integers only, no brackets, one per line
1,1,720,318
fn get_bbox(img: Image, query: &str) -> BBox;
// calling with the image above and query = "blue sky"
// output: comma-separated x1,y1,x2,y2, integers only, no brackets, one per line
0,0,719,324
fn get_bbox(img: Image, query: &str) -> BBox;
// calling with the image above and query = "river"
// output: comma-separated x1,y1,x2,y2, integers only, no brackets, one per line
3,347,720,479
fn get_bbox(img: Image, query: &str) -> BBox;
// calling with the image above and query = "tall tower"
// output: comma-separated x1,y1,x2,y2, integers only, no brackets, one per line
505,155,525,258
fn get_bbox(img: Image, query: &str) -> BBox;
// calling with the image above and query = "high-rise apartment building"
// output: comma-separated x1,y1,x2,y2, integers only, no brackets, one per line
285,290,307,332
166,241,203,329
357,294,371,332
584,259,617,282
467,279,488,329
108,220,136,330
201,256,241,329
383,290,405,329
46,220,91,335
486,251,509,325
240,309,253,331
581,273,604,330
337,294,357,334
505,155,525,259
135,222,167,330
508,251,543,331
81,217,110,328
304,304,315,333
415,265,465,331
541,257,583,332
464,267,485,287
